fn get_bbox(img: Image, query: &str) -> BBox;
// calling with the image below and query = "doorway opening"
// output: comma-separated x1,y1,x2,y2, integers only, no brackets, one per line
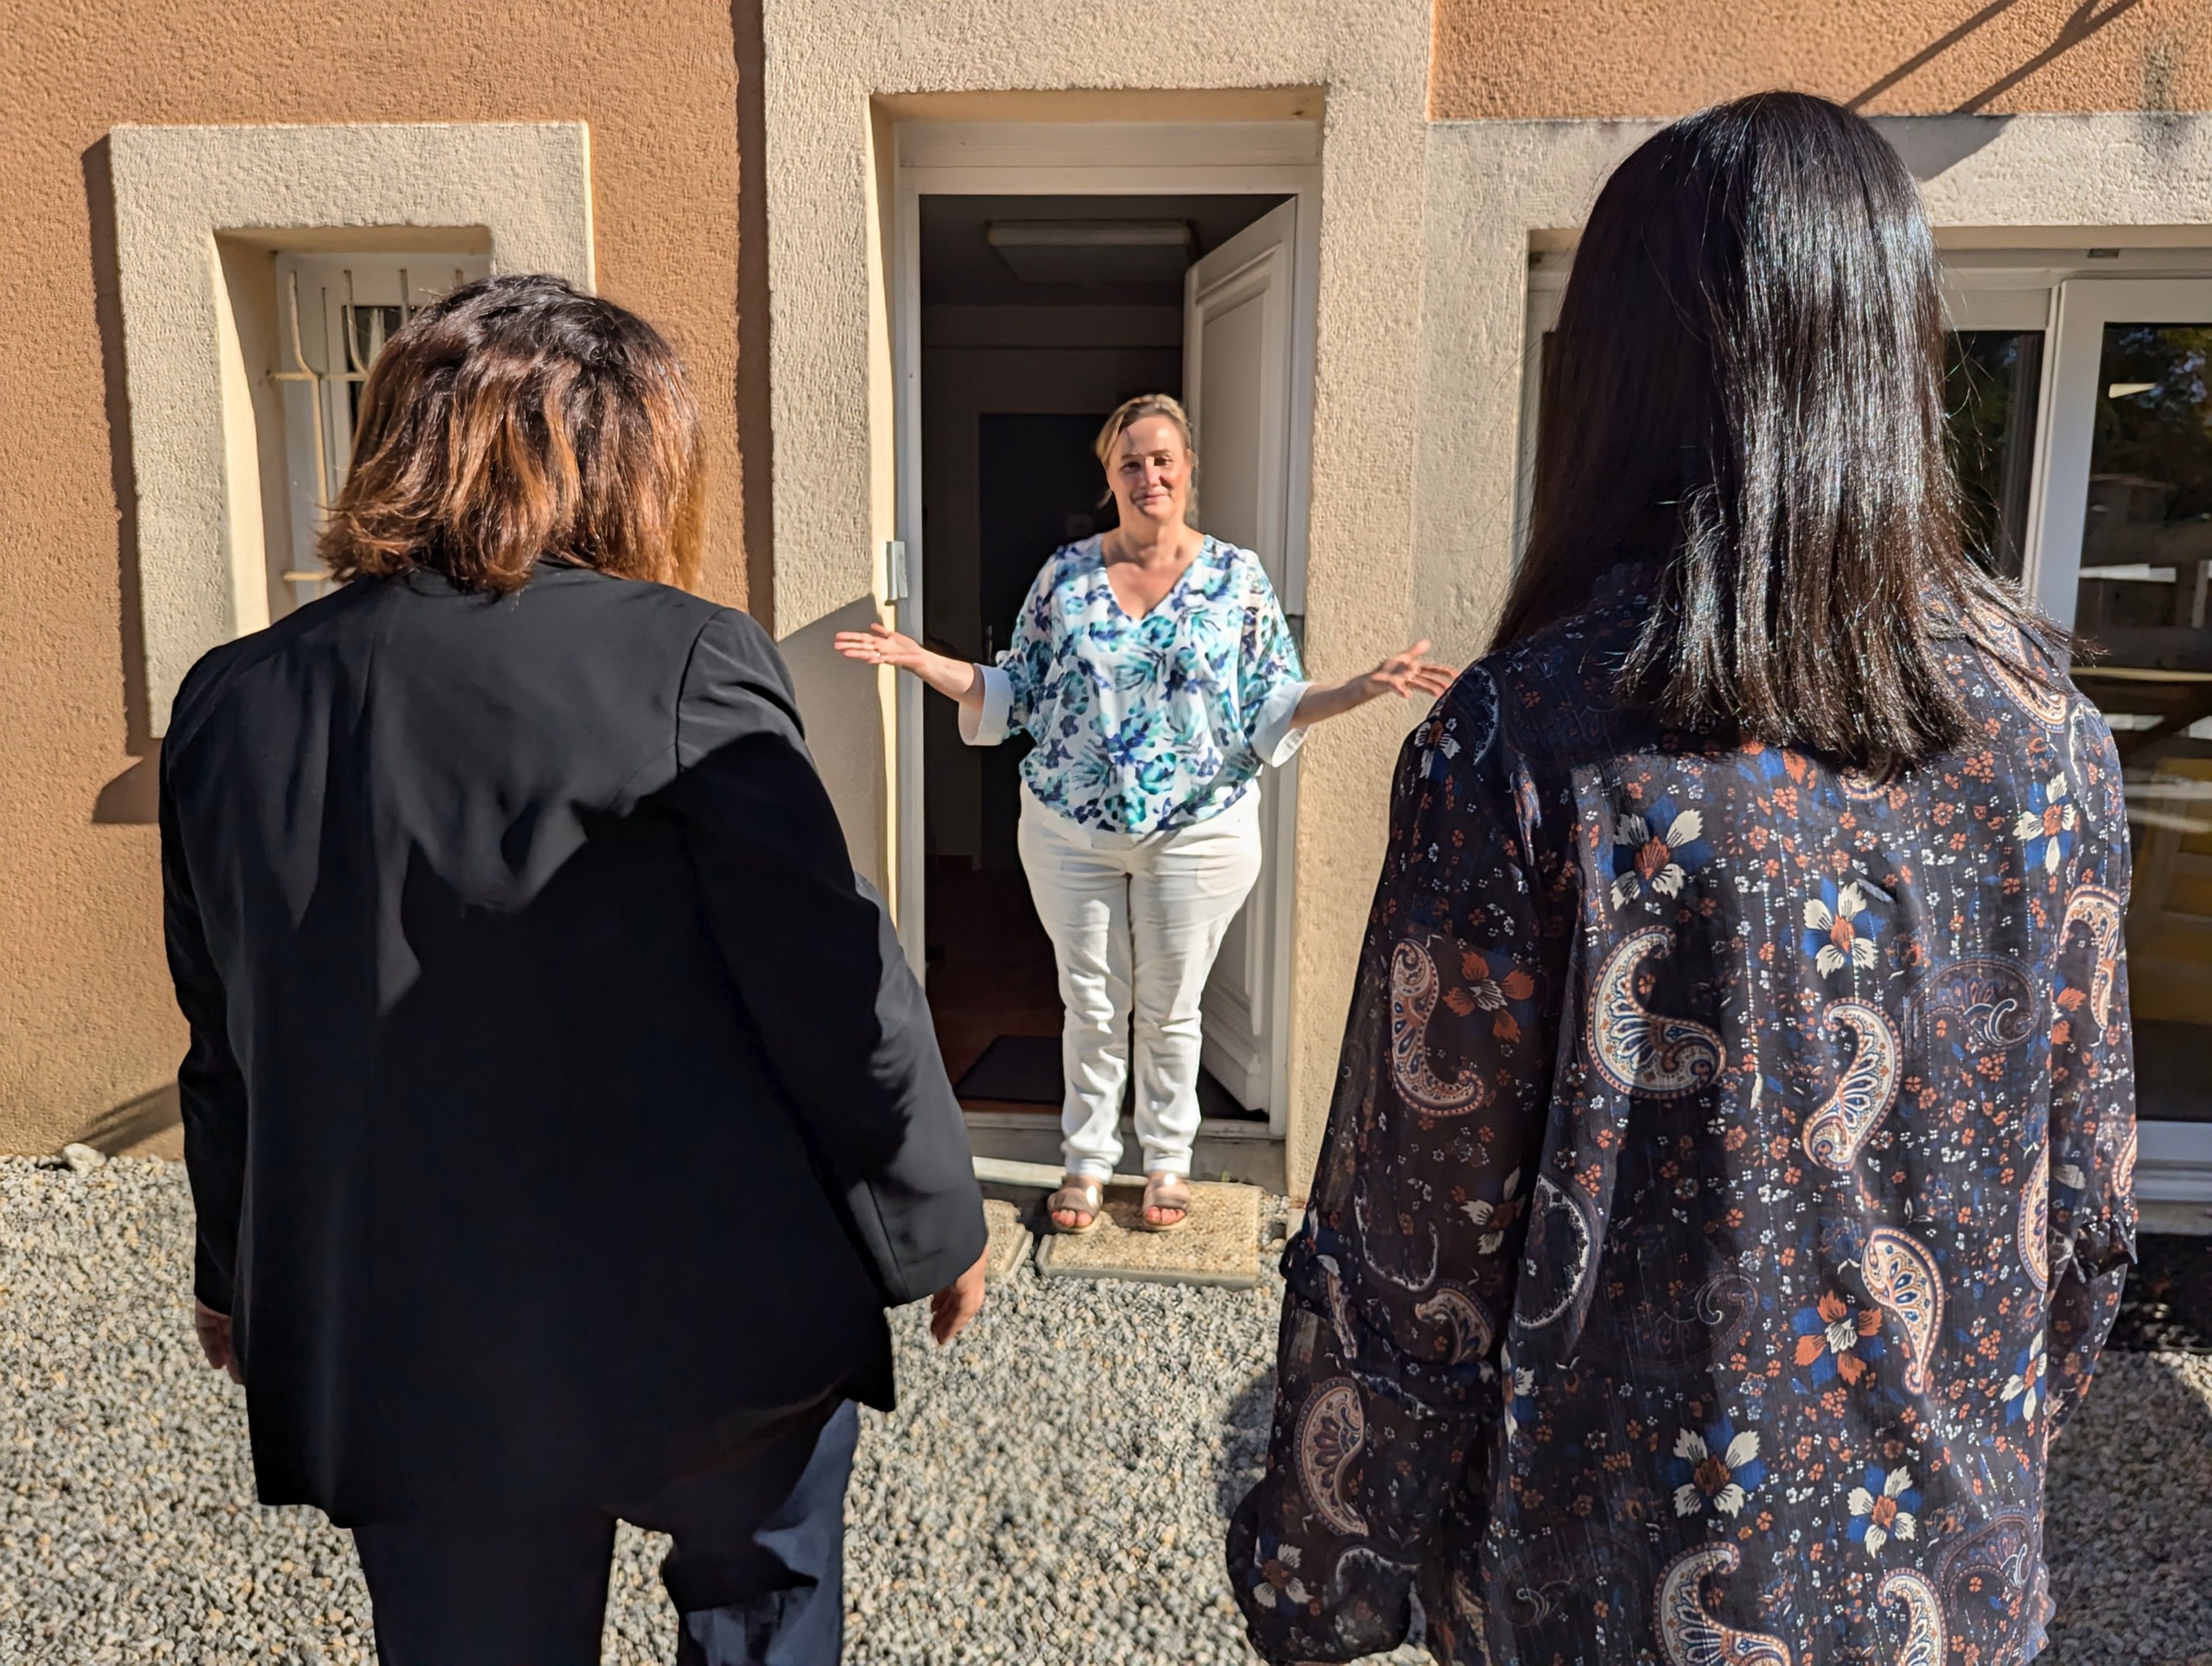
913,190,1291,1126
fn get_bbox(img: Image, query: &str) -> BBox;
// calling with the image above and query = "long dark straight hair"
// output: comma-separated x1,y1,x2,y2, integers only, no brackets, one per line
1492,92,2045,768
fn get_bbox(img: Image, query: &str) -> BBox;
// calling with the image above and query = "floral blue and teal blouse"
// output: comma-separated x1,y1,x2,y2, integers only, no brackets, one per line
1229,565,2139,1665
962,535,1309,835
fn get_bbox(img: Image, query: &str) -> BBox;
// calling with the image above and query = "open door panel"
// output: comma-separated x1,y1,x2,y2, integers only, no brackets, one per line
1185,197,1299,1115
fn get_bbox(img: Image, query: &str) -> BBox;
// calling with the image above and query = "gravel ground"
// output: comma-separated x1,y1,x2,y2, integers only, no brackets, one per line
2,1155,2207,1665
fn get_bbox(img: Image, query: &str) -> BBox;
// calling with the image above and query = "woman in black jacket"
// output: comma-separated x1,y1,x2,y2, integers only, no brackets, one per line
160,274,987,1665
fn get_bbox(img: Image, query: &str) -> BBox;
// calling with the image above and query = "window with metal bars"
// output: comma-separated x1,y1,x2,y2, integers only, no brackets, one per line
269,252,488,608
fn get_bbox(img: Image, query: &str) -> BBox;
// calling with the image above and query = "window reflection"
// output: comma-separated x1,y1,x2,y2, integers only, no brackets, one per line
1945,329,2043,580
2068,322,2212,1125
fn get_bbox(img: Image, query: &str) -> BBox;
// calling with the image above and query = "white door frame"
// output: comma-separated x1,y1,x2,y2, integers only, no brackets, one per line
2016,270,2212,1212
1184,199,1301,1116
890,119,1322,1136
2021,275,2212,621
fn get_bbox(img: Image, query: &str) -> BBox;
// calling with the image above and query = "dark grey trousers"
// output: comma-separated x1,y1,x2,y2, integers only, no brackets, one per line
353,1400,858,1666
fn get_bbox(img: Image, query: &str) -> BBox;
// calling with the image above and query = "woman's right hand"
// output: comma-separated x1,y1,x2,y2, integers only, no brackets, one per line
833,621,930,671
833,621,982,704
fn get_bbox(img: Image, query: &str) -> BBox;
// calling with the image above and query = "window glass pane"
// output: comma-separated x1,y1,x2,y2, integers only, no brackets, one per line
345,303,405,428
1944,329,2042,580
2069,321,2212,1126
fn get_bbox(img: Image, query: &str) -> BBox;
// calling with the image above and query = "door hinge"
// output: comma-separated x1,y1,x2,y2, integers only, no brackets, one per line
882,539,910,605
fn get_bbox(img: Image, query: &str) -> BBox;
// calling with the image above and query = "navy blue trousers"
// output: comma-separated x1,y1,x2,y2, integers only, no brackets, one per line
353,1400,858,1666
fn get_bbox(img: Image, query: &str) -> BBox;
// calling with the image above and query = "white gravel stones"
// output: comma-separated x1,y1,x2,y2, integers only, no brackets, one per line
3,1155,2206,1664
51,1144,107,1176
2043,1350,2212,1666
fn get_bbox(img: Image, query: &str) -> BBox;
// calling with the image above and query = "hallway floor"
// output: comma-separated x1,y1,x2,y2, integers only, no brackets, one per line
925,860,1063,1103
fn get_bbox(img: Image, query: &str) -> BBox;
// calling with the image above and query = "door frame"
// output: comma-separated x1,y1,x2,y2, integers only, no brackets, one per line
890,118,1322,1134
2021,274,2212,623
2015,268,2212,1210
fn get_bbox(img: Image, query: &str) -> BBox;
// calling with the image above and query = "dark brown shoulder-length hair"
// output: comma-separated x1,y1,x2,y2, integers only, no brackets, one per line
320,273,704,594
1491,91,2051,770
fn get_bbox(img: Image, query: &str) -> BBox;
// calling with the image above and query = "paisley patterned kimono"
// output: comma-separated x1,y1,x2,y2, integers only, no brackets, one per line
1229,566,2139,1665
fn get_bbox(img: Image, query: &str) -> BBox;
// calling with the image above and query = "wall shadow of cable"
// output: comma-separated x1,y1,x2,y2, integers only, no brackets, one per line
1956,0,2151,113
1847,0,2151,116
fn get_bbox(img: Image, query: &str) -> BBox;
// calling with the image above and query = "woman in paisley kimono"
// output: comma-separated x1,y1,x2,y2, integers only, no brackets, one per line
835,395,1453,1231
1229,92,2138,1665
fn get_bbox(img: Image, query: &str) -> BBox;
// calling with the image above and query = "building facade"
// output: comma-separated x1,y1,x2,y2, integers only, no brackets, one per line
7,0,2211,1212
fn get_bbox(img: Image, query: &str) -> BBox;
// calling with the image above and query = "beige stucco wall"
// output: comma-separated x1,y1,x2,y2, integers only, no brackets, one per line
1412,110,2212,668
760,2,1437,1194
1431,0,2212,119
111,123,597,731
10,0,2207,1171
0,1,745,1154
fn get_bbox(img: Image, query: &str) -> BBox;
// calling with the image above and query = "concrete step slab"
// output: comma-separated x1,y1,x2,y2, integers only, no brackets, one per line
1033,1180,1261,1289
980,1198,1034,1284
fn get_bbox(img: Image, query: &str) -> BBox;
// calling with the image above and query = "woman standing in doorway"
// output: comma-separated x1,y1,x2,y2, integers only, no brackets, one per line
837,395,1454,1232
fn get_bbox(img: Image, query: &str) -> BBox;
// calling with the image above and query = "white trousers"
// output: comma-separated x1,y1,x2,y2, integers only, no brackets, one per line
1017,786,1264,1181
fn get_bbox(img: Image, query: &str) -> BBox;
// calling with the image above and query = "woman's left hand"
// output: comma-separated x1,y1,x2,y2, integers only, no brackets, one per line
1290,640,1460,731
1364,640,1458,701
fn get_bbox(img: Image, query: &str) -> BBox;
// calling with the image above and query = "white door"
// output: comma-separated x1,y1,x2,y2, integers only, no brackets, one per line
1185,198,1300,1116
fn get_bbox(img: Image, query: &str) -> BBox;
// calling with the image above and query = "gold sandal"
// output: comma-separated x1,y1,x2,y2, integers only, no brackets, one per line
1141,1172,1192,1233
1047,1175,1104,1234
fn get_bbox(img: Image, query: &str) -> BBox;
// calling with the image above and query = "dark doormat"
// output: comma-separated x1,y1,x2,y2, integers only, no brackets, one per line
955,1034,1063,1105
953,1034,1266,1122
2107,1234,2212,1354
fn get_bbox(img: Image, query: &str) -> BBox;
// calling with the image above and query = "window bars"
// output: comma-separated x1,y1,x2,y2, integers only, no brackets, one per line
270,265,465,585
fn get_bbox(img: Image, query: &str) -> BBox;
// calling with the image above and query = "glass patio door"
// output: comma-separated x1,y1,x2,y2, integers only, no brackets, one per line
2026,278,2212,1140
1523,253,2212,1202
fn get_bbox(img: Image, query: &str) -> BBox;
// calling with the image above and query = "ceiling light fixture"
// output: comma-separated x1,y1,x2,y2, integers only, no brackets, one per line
985,219,1194,285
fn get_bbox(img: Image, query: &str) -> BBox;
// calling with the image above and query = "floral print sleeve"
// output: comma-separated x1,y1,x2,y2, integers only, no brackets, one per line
1228,568,2139,1666
1229,664,1562,1661
1238,562,1309,767
2045,712,2138,1434
960,559,1060,744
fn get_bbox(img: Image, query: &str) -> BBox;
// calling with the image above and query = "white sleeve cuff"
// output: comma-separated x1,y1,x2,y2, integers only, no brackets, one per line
1249,680,1311,767
959,664,1015,746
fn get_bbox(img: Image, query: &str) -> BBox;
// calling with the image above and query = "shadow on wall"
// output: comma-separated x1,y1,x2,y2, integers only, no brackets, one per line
82,135,158,825
70,1080,182,1156
730,0,774,635
1850,0,2155,116
777,597,895,886
1873,115,2016,181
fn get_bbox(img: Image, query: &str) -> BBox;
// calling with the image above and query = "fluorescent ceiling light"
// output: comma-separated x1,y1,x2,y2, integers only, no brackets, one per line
2079,563,2177,582
986,220,1193,249
985,219,1194,285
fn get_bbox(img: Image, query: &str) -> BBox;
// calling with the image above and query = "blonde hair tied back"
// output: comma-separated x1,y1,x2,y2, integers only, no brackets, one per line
1092,393,1195,471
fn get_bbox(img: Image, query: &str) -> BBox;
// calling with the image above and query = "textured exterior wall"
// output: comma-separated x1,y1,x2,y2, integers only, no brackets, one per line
111,123,596,731
1412,110,2212,671
1431,0,2212,119
761,1,1436,1194
0,1,742,1154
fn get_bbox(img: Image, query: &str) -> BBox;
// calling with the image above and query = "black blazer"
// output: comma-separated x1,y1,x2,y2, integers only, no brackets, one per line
159,564,985,1523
